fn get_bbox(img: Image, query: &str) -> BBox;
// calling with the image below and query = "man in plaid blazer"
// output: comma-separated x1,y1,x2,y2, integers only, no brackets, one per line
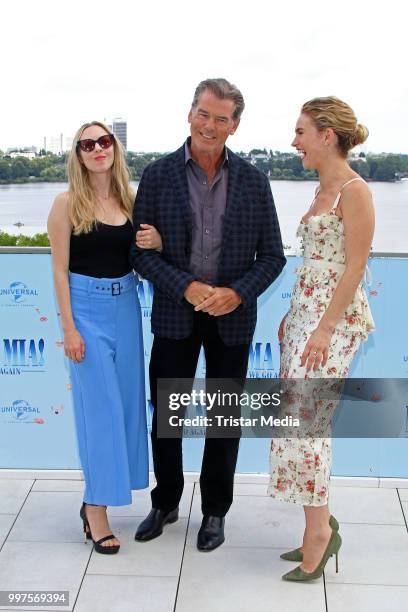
130,78,286,551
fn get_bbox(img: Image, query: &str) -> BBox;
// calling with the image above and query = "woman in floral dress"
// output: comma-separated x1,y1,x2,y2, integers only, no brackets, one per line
268,97,375,581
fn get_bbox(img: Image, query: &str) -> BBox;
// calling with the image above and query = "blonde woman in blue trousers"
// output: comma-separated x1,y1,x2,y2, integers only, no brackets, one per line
48,121,161,554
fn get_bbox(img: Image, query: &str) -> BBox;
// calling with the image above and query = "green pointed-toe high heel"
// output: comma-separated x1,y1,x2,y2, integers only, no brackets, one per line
282,529,342,582
280,515,339,562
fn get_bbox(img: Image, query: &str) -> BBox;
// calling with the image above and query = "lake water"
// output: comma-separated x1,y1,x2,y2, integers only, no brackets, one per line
0,180,407,253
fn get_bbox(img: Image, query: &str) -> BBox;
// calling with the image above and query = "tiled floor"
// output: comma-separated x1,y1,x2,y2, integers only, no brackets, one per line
0,475,407,612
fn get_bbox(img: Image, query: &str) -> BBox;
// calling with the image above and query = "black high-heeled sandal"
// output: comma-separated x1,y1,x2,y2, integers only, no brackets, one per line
80,503,120,555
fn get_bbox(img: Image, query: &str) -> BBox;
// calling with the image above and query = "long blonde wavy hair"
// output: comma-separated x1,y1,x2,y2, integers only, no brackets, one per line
67,121,135,234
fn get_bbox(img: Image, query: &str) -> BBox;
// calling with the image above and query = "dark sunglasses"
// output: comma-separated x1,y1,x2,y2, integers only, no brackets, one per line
76,133,115,153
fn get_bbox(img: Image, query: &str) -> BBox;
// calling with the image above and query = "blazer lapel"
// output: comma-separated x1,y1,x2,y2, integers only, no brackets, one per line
170,145,192,237
221,149,241,246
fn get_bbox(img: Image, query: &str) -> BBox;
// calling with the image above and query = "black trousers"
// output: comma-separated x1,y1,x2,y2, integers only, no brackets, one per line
149,311,250,517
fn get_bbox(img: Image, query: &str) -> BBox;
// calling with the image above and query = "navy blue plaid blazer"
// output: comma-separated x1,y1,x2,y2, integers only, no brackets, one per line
129,143,286,346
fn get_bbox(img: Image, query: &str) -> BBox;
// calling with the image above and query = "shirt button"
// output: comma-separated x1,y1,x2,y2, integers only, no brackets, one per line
204,255,209,260
205,229,210,234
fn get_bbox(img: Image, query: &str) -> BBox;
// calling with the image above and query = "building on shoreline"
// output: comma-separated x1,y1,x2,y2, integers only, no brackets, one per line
6,146,37,159
42,135,73,155
111,118,127,151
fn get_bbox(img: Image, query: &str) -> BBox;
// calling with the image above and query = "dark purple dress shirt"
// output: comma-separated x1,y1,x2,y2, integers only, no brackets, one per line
184,138,228,284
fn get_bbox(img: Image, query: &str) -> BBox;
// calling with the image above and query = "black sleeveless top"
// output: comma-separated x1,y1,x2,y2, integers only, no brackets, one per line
69,219,133,278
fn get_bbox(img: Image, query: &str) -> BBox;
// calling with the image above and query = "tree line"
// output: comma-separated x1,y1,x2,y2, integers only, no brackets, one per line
0,231,50,246
243,150,408,182
0,149,407,183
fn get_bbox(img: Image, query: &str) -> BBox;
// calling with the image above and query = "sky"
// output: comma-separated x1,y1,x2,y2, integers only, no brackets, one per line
2,0,407,154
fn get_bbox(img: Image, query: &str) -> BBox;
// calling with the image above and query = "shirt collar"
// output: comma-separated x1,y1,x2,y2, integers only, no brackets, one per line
184,136,229,166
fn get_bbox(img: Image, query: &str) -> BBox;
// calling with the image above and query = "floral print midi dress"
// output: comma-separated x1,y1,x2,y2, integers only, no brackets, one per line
268,180,375,506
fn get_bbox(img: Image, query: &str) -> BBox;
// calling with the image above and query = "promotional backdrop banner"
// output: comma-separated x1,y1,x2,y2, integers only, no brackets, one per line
1,253,407,475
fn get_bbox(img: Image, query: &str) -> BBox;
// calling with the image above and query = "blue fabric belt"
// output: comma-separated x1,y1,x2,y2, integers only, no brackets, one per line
69,271,135,296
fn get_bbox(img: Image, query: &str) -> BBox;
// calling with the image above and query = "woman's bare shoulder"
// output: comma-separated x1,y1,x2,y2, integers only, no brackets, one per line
48,191,71,226
53,191,69,204
343,177,371,197
339,178,374,222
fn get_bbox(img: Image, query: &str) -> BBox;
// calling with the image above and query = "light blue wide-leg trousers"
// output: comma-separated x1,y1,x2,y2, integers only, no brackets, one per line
69,271,149,505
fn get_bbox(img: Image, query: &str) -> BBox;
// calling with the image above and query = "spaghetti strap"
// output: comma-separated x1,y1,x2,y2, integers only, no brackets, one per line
331,177,365,210
331,192,341,210
307,185,320,210
340,177,365,191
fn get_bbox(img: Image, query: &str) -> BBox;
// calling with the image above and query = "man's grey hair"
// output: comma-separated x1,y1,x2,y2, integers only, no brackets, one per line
191,78,245,120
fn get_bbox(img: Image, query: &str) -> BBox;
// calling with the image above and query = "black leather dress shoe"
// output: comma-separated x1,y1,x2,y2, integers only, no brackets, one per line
197,515,225,551
135,507,179,542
